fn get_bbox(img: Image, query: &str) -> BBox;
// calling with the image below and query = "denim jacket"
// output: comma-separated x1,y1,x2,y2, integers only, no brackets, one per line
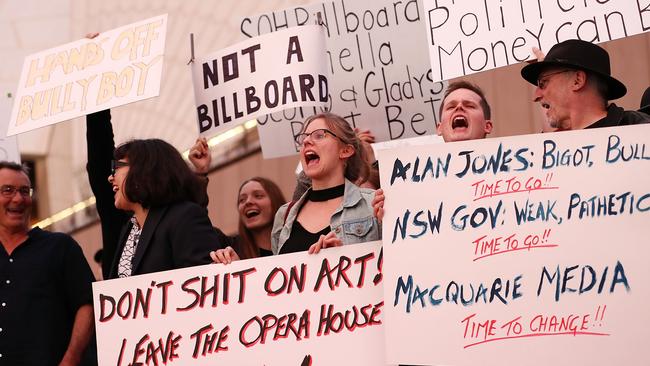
271,179,381,254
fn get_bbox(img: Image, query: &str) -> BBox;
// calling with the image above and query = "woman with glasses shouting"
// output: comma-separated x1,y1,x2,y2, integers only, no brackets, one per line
271,112,380,255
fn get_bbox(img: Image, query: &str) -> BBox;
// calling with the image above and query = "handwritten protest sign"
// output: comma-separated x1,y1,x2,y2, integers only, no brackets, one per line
241,0,447,158
376,124,650,365
94,241,384,366
0,90,20,162
7,15,167,136
191,25,328,139
424,0,650,82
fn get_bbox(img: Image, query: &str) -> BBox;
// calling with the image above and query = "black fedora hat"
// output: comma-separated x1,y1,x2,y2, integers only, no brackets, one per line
639,87,650,114
521,39,627,100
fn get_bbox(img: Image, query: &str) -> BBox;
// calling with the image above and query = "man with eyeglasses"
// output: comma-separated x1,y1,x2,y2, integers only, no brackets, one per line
521,39,649,131
0,162,95,365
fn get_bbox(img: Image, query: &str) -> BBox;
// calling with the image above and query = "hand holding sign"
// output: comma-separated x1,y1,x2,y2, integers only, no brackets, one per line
210,246,240,265
188,137,210,174
308,231,343,254
372,188,385,223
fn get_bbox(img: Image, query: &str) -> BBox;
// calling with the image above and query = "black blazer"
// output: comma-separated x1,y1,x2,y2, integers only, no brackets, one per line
88,110,222,279
109,201,227,278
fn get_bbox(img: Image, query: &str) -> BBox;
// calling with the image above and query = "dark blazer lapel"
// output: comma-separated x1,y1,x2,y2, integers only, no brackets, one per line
131,206,168,274
110,221,132,278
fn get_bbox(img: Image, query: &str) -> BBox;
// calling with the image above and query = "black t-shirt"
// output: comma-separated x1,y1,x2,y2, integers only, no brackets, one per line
279,221,331,254
0,228,95,366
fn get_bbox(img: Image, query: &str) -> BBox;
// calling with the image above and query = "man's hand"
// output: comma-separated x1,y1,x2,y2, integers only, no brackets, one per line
59,304,93,366
526,47,546,64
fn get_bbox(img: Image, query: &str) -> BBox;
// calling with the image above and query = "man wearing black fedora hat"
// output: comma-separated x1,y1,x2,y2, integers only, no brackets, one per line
521,39,649,130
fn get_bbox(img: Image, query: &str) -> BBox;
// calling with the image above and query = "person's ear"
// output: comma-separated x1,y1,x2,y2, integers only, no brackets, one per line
572,70,588,91
484,120,493,134
339,144,354,159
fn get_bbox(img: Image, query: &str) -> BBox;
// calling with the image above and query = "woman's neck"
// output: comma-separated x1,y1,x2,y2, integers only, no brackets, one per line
252,225,272,250
311,175,345,190
133,205,149,227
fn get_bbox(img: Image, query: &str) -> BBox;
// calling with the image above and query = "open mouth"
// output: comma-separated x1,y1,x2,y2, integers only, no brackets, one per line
541,102,550,109
304,151,320,166
245,209,260,218
452,116,469,129
6,207,25,217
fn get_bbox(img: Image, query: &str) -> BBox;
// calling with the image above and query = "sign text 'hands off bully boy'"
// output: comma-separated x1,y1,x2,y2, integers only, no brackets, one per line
8,15,167,136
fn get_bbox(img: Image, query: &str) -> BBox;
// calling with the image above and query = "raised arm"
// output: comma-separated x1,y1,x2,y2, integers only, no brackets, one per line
86,109,130,278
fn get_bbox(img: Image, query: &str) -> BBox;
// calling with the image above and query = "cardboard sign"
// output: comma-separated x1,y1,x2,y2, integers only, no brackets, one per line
191,25,328,139
94,241,384,366
241,0,447,158
424,0,650,82
376,124,650,365
7,15,167,136
0,90,20,162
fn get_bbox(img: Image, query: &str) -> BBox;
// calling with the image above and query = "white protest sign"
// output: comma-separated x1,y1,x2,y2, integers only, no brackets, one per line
8,15,167,136
94,241,385,366
377,124,650,365
191,25,328,139
424,0,650,82
371,133,443,154
241,0,447,158
0,90,20,162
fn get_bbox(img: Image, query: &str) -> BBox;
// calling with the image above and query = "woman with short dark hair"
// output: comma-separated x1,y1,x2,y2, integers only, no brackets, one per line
107,138,226,278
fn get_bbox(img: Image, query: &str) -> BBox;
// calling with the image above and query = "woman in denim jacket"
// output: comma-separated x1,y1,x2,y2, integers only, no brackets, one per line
272,113,381,255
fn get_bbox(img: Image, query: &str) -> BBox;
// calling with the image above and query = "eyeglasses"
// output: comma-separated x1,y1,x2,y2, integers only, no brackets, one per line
0,185,33,198
295,129,341,145
536,70,574,89
110,160,129,176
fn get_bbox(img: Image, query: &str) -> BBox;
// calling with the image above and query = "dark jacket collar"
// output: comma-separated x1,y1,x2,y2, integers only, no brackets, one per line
109,205,170,278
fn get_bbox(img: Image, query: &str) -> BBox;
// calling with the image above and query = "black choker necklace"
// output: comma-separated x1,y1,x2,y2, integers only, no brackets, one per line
308,184,344,202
